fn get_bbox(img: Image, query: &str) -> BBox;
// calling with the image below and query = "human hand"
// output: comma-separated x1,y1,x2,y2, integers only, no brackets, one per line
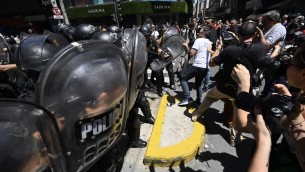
256,26,263,36
274,84,292,96
227,31,236,37
182,42,189,49
231,64,250,85
247,106,271,146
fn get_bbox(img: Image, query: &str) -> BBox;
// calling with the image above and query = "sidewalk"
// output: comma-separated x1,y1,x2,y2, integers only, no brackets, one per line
120,90,206,171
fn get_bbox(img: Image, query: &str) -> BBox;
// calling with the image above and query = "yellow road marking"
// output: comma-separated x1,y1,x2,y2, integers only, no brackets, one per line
144,94,206,167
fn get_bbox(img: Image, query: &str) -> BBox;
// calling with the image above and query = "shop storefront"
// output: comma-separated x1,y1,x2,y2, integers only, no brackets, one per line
65,1,188,27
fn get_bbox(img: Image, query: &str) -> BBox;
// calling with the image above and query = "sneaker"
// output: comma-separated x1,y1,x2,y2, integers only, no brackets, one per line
178,98,194,106
229,127,244,147
203,87,208,93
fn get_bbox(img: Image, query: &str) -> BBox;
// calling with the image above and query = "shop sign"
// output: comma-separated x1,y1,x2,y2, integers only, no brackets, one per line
88,8,106,14
153,5,170,10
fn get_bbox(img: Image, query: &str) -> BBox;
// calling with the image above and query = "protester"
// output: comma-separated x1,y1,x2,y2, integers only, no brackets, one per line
178,26,213,106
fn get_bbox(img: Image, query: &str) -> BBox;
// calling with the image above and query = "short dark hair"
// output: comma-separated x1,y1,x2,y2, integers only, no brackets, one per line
238,21,257,36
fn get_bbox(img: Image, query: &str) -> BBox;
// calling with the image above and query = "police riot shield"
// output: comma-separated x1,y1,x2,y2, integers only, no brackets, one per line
150,35,186,72
35,40,129,172
122,28,148,111
0,99,67,172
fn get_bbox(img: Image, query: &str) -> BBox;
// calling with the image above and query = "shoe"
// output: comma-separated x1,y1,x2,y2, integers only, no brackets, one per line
170,84,176,90
157,91,163,97
178,98,194,106
229,127,244,147
145,116,155,125
130,139,147,148
195,99,201,106
191,111,201,122
203,87,208,93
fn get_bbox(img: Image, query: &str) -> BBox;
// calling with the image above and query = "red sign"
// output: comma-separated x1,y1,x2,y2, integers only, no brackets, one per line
52,7,62,16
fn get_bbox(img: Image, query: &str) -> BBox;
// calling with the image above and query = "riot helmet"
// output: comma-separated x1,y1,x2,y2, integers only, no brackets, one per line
107,25,122,42
162,26,179,43
15,34,69,82
57,23,75,42
92,31,122,48
107,25,121,33
143,19,153,32
4,36,16,45
139,25,152,36
73,24,98,41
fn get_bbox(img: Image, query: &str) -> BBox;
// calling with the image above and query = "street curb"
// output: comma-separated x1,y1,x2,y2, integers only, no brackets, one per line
143,94,206,167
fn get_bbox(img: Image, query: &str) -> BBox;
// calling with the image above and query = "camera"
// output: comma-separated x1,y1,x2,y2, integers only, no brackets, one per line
235,92,305,134
221,30,235,47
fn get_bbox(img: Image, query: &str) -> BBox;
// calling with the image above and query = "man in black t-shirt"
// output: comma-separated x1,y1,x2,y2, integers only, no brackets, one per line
191,22,267,146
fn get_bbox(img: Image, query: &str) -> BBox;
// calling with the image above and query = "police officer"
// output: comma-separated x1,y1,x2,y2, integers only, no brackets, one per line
139,24,164,96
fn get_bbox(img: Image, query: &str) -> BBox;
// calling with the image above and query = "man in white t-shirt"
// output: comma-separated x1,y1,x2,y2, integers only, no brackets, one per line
178,26,214,106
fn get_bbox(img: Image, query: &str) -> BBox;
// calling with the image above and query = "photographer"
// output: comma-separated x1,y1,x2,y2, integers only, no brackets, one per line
231,45,305,171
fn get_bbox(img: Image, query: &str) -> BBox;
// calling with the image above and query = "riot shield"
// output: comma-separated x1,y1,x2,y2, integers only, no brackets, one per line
35,40,129,172
0,99,67,172
150,35,186,72
122,28,148,111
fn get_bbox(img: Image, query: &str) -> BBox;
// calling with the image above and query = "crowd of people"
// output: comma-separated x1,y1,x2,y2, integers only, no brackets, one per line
1,9,305,171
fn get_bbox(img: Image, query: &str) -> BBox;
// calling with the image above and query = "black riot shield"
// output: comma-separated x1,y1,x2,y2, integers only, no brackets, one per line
122,28,148,111
35,40,129,172
150,35,186,72
0,99,67,172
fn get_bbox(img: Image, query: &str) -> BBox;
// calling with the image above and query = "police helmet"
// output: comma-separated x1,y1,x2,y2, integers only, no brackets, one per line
162,26,179,43
107,25,121,33
57,23,75,42
92,31,116,43
139,25,152,36
73,24,98,41
16,34,69,82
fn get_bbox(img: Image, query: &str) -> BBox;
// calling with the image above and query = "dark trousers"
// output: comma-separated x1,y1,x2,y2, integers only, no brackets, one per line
180,66,208,101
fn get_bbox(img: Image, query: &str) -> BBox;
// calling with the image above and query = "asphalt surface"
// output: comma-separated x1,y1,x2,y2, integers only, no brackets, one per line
119,65,255,172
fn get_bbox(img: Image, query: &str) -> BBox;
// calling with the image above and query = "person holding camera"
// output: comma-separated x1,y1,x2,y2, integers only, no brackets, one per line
190,21,267,146
231,45,305,171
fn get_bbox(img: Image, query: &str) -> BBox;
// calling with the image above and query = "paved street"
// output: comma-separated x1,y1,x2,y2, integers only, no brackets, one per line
120,63,255,172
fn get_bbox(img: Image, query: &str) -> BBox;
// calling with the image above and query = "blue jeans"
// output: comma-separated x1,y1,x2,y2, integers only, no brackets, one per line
204,69,210,89
180,66,208,101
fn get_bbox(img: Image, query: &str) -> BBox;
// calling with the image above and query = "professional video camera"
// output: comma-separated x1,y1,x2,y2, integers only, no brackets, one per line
235,92,305,134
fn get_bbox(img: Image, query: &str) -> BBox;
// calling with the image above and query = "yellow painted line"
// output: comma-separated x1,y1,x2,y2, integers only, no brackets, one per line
144,94,206,167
